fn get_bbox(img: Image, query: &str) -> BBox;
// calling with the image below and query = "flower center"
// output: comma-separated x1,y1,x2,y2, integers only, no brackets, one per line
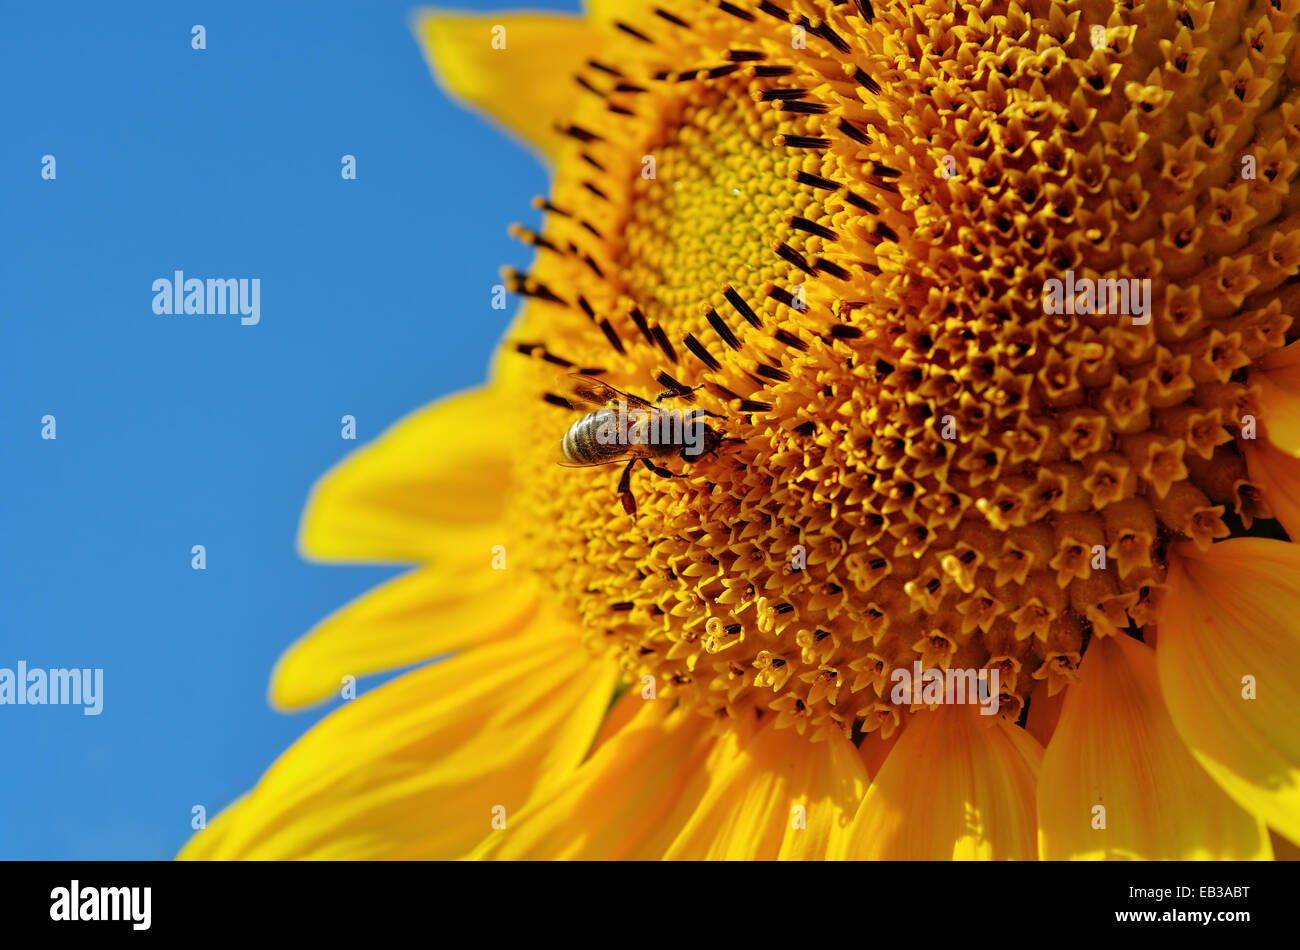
623,83,798,331
501,1,1289,744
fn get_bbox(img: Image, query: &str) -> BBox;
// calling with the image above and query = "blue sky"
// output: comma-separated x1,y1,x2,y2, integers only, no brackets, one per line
0,0,576,858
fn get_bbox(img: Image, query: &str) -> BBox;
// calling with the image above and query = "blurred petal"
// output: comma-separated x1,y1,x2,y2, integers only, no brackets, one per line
583,1,640,30
664,720,867,860
412,9,606,163
858,727,899,781
1038,633,1268,859
588,682,642,752
184,617,617,859
1025,678,1065,749
583,0,620,22
1271,830,1300,860
1253,342,1300,457
842,705,1041,859
1160,539,1300,844
176,796,245,860
1244,437,1300,538
270,561,539,710
298,387,511,563
473,700,717,859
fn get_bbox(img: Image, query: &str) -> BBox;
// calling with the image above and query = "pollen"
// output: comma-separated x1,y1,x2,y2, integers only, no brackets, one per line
624,82,805,331
501,0,1300,743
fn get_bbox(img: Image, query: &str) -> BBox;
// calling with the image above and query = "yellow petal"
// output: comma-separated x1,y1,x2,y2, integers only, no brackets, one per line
1159,539,1300,845
583,1,627,26
412,9,607,164
473,699,718,859
1025,678,1065,749
1244,437,1300,538
777,732,870,860
176,795,246,860
858,727,899,781
181,617,616,859
1038,632,1268,859
298,386,511,563
1272,829,1300,860
663,720,867,860
842,705,1041,859
270,561,539,710
587,680,642,752
1253,342,1300,457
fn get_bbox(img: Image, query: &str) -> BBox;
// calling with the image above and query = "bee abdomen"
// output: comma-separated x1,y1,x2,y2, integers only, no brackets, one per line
562,409,626,464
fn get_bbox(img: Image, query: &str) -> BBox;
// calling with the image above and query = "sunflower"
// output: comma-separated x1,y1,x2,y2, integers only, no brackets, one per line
181,0,1300,860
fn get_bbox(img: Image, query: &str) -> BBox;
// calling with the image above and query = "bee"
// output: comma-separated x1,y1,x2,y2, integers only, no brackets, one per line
559,374,739,515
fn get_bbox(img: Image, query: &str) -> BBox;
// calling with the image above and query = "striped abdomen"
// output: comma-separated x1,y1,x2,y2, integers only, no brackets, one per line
562,409,630,465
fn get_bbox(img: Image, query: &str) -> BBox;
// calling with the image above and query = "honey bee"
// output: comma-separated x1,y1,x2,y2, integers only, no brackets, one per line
559,374,739,515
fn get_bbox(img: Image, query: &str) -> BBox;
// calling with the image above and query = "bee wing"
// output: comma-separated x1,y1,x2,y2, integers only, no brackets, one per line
553,444,650,470
566,373,653,410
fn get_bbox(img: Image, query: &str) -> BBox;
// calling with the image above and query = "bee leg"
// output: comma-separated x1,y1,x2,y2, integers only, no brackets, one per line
684,407,725,421
617,458,638,515
640,458,679,479
655,383,703,403
707,438,745,460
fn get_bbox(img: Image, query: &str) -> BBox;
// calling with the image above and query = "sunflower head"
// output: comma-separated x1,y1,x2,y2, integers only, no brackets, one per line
466,0,1298,745
182,0,1300,862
